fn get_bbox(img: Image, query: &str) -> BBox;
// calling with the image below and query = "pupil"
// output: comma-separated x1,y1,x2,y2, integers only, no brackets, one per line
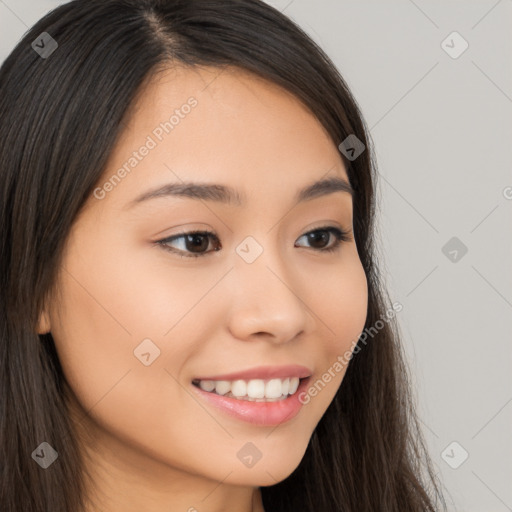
187,234,208,252
309,231,328,248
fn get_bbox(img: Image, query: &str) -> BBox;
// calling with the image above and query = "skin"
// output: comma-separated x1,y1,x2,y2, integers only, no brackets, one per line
37,65,368,512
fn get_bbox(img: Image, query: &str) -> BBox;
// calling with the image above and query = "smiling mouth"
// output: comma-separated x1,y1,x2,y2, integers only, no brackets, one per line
191,376,308,402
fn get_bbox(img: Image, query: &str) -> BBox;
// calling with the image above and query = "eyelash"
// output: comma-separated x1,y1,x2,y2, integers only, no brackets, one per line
155,225,352,259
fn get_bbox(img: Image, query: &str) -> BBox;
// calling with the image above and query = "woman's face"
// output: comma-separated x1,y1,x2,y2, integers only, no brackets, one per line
39,65,368,494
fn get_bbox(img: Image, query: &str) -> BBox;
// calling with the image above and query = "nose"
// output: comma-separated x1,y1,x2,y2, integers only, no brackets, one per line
225,244,310,344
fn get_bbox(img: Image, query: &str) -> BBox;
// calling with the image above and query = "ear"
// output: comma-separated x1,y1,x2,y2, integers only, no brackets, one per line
37,308,51,335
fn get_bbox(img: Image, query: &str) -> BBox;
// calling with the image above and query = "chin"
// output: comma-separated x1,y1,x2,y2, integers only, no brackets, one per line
219,445,307,487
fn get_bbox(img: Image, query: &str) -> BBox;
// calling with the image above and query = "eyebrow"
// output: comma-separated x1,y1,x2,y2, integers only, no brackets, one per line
125,175,354,210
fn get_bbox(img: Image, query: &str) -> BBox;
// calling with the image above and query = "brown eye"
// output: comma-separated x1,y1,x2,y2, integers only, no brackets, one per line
157,231,221,258
294,226,351,253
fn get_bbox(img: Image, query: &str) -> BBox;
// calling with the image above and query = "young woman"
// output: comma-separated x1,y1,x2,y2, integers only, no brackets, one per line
0,1,448,510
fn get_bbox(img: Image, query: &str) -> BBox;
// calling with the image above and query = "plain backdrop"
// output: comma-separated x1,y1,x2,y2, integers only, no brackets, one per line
1,1,511,511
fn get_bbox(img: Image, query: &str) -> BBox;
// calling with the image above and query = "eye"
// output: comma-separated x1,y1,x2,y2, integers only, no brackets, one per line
156,230,221,258
294,226,352,253
156,225,352,258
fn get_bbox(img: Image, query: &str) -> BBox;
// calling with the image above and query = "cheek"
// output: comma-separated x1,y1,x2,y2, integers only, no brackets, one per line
301,254,368,406
55,229,222,345
48,259,220,476
48,238,228,427
48,268,138,415
309,249,368,349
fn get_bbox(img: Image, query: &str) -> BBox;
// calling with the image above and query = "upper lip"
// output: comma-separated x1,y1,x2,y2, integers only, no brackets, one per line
193,364,313,382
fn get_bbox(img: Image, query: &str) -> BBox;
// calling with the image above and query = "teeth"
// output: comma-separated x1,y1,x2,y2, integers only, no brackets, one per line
214,380,231,395
289,376,300,394
196,376,303,400
281,377,290,396
198,380,215,392
231,380,247,397
247,379,265,398
265,378,283,399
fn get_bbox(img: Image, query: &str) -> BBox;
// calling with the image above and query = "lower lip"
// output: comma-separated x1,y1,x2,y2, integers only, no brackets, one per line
191,377,311,426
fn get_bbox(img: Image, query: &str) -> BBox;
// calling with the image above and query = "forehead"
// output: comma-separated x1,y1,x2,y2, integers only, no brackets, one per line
93,64,350,211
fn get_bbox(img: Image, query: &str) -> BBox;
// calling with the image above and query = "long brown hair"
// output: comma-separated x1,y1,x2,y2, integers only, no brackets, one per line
0,1,447,510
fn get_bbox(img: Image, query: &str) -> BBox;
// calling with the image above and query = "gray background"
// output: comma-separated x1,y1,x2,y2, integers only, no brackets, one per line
1,1,511,510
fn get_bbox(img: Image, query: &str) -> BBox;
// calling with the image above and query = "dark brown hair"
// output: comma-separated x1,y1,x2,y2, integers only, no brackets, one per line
0,0,448,510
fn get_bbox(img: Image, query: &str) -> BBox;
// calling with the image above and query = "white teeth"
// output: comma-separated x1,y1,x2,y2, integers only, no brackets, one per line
194,376,304,400
231,380,247,397
214,380,231,396
281,377,290,396
265,378,283,399
198,380,215,392
288,377,300,394
247,379,265,398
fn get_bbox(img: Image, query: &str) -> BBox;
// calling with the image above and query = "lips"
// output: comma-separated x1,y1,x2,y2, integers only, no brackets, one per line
192,364,312,382
191,375,312,426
